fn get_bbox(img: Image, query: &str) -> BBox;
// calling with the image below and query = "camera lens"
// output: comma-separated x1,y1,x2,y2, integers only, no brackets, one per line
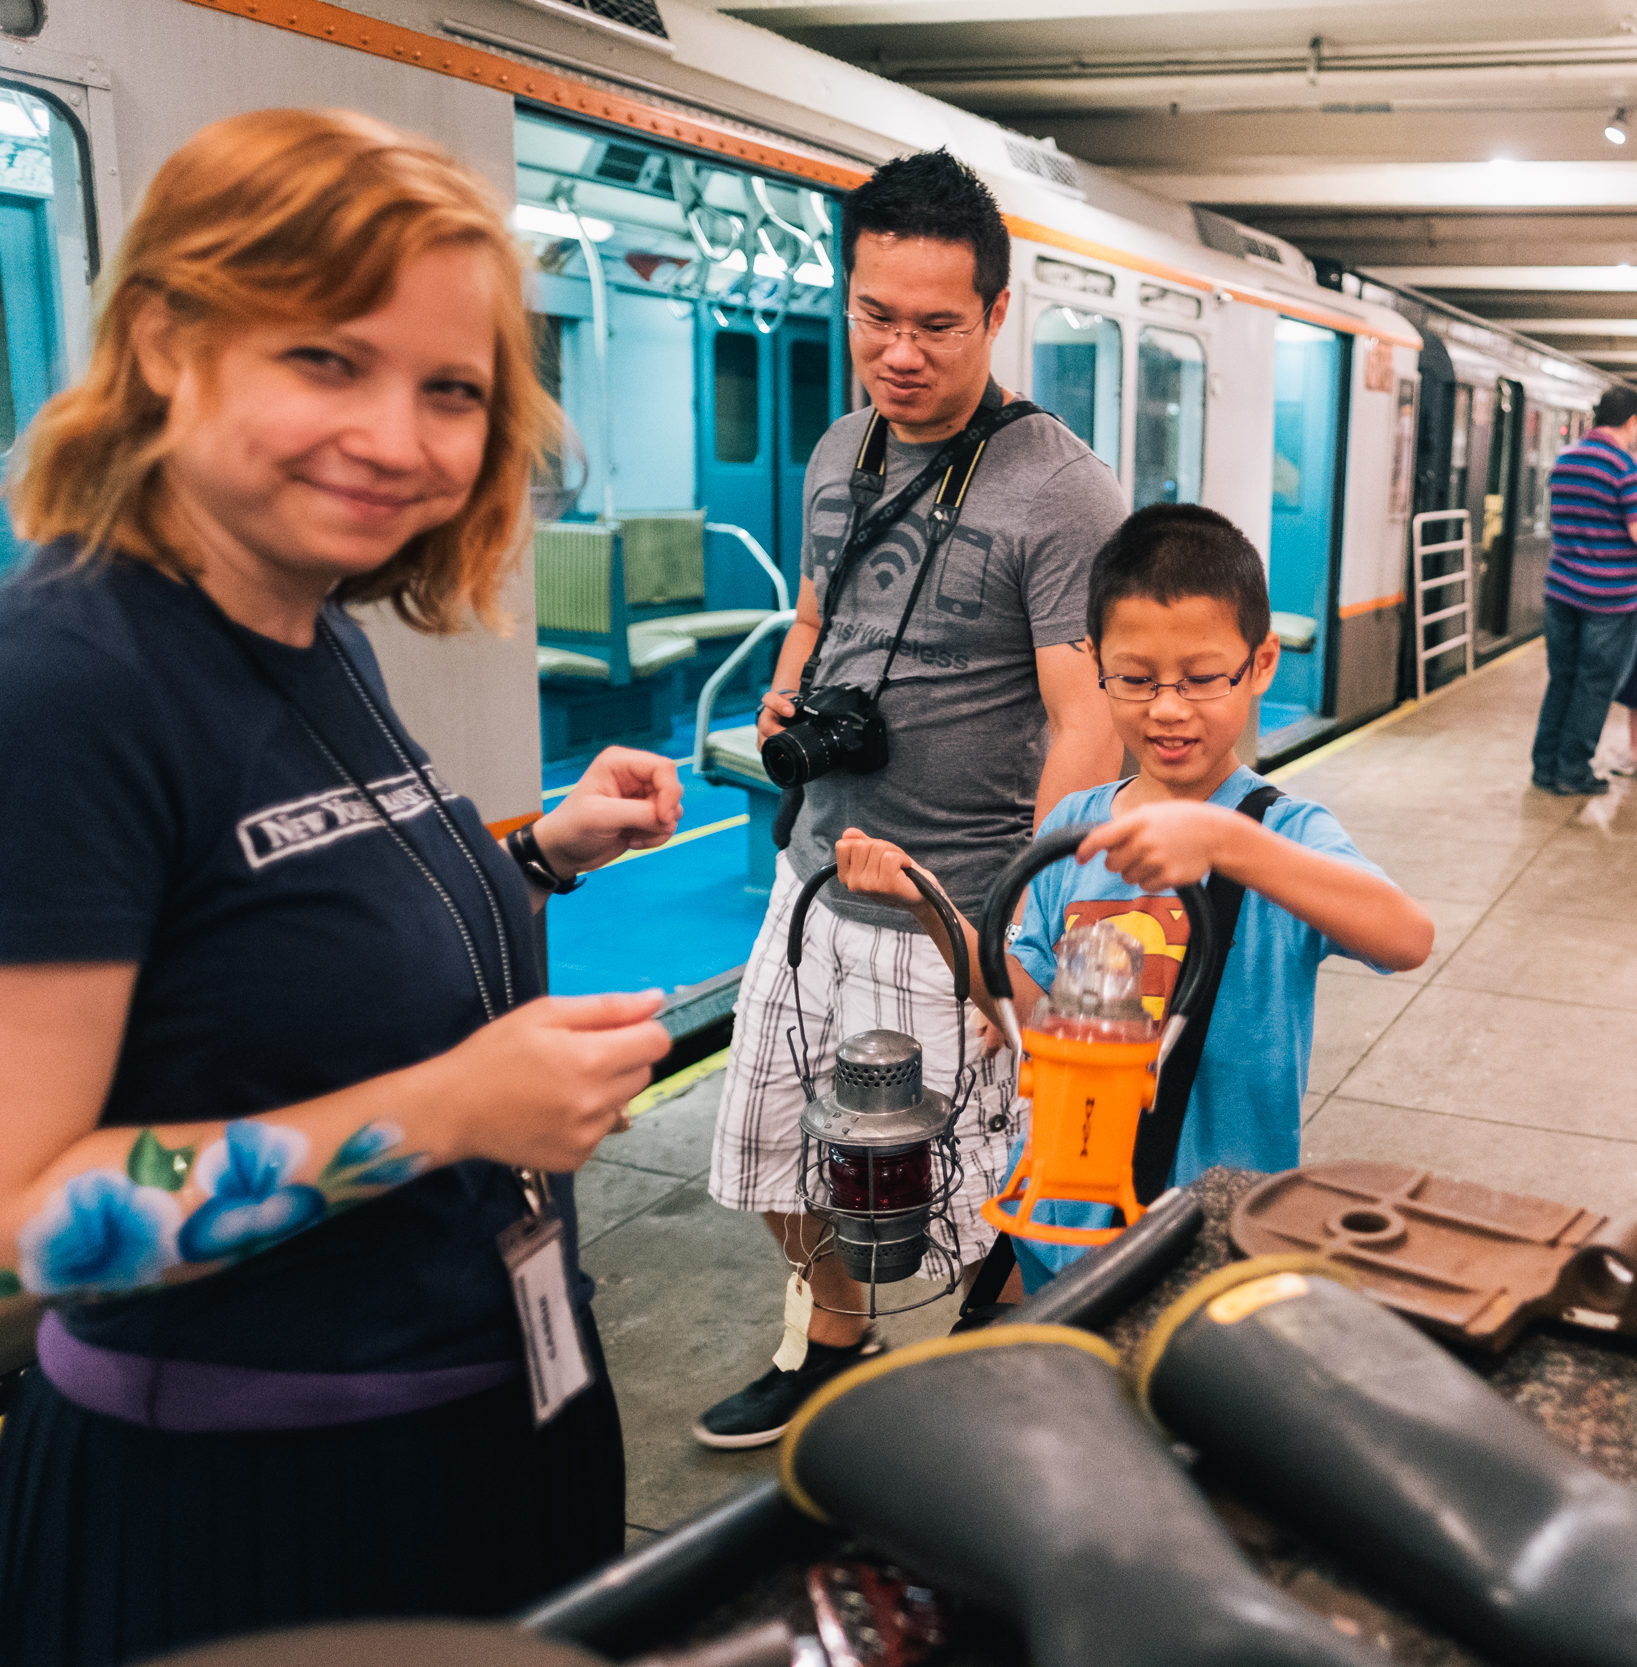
762,722,838,788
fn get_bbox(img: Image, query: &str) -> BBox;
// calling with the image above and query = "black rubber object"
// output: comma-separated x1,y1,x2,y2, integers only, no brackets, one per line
517,1480,827,1657
1145,1266,1637,1667
976,826,1214,1018
1001,1185,1203,1330
786,1329,1379,1667
787,861,970,1002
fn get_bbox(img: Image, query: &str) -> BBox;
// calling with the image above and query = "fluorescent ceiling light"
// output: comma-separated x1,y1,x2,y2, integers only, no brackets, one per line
513,204,613,243
720,249,833,286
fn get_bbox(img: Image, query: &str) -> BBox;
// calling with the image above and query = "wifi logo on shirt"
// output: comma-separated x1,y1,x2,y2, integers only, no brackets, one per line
867,525,921,589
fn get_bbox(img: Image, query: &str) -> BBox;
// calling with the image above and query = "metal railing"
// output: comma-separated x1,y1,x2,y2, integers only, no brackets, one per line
705,522,790,612
1410,509,1476,701
692,608,796,778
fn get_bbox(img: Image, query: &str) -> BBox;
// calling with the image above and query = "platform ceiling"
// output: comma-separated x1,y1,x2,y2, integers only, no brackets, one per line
693,0,1637,374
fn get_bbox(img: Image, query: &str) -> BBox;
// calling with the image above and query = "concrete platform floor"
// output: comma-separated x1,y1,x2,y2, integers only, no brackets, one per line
579,638,1637,1539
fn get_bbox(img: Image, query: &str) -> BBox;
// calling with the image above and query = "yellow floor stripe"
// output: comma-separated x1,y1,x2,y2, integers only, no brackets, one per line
628,1046,731,1118
606,814,748,865
1268,638,1542,784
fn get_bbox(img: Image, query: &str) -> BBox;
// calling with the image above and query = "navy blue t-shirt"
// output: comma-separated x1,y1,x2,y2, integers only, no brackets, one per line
0,542,577,1373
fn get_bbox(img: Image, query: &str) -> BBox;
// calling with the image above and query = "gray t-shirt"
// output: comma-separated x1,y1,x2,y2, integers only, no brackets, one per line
785,404,1127,927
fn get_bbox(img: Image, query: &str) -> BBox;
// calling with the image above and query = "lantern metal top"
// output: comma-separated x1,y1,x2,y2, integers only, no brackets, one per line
799,1029,953,1148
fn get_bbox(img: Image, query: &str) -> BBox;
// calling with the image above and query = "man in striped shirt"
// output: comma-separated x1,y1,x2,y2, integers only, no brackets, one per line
1532,386,1637,796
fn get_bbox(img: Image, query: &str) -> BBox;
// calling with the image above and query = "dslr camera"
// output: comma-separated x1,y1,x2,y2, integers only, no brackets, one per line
761,685,889,788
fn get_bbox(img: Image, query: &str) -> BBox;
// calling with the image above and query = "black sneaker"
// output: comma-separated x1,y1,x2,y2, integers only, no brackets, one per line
692,1331,882,1450
1559,775,1612,797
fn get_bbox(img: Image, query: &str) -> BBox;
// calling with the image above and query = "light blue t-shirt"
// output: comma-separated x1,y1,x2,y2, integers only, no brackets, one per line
1006,765,1390,1289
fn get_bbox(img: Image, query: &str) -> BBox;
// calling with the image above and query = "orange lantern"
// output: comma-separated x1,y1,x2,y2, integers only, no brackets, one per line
976,828,1216,1247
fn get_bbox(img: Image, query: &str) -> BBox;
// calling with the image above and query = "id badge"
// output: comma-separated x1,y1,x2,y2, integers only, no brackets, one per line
498,1209,592,1426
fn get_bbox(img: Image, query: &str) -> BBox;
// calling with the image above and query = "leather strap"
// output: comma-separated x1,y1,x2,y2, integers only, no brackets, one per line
1132,783,1283,1205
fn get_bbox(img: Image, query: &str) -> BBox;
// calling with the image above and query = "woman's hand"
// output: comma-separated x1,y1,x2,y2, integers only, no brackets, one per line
441,991,672,1172
835,827,940,913
534,748,683,876
1076,801,1241,892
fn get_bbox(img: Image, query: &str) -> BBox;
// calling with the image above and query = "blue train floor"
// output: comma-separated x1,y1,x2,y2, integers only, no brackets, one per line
541,707,772,995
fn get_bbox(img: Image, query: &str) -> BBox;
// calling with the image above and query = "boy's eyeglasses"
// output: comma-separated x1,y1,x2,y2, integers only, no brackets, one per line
846,306,992,357
1098,648,1257,703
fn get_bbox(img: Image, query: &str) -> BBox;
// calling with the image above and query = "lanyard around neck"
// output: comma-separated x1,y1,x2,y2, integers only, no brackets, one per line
196,589,516,1022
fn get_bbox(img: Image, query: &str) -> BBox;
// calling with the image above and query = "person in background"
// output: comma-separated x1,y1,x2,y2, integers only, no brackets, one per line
0,108,677,1666
1531,386,1637,797
697,148,1126,1451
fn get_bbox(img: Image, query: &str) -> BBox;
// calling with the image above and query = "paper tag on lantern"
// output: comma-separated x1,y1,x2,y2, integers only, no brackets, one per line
772,1270,814,1372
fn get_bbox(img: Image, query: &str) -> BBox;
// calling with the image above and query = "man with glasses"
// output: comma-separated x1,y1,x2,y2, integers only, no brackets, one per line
698,149,1126,1448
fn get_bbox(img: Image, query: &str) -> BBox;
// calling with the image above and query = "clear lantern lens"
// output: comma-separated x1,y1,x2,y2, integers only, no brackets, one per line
1033,920,1159,1041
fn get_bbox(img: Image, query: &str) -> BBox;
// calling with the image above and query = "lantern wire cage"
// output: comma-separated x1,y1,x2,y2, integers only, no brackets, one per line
782,863,978,1317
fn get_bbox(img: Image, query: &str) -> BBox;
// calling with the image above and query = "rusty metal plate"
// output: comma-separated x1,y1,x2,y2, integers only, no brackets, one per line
1229,1162,1637,1350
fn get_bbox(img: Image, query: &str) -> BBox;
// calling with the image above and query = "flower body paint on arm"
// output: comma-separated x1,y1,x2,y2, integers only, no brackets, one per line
9,1119,429,1298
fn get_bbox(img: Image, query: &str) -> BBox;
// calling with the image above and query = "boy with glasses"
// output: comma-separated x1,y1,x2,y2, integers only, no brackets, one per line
834,503,1434,1289
699,149,1126,1447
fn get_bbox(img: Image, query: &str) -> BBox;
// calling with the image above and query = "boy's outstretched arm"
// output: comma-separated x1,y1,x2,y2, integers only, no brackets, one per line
834,829,1047,1027
1077,803,1434,973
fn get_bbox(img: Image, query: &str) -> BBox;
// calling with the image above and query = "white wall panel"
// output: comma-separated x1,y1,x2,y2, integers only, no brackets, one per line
31,0,541,820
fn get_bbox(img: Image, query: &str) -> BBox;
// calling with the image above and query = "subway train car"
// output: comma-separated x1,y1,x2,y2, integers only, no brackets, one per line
1321,268,1610,690
0,0,1539,998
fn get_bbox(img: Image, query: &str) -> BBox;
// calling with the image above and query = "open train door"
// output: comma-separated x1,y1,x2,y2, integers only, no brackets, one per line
1259,319,1350,756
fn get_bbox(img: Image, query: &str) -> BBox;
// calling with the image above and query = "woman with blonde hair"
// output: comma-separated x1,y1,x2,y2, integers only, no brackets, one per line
0,107,679,1663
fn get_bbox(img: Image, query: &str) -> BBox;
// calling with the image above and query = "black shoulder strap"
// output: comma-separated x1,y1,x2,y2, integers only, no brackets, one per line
1131,783,1283,1206
802,392,1043,693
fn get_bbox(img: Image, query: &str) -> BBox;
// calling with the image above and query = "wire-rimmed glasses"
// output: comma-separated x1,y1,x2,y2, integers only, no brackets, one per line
845,305,993,357
1098,648,1258,702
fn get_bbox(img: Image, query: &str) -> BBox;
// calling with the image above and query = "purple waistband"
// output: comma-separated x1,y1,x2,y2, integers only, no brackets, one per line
37,1312,520,1433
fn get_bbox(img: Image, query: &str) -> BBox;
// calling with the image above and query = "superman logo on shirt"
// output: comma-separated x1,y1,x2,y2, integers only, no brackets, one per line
1059,897,1191,1021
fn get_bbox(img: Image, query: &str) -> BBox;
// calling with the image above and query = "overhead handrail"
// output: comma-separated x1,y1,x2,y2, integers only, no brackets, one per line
705,521,791,611
1410,508,1476,700
693,608,797,777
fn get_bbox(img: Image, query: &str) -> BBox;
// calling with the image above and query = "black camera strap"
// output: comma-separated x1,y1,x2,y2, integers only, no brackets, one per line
801,381,1043,701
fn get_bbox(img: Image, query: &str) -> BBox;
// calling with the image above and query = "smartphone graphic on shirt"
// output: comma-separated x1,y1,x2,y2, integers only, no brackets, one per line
934,524,993,620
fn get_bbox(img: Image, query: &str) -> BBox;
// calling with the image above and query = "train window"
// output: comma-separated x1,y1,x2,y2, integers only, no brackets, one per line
1134,327,1205,509
714,331,760,464
0,82,93,573
1139,283,1203,321
1032,305,1121,472
0,2,41,37
788,337,830,465
1034,256,1115,298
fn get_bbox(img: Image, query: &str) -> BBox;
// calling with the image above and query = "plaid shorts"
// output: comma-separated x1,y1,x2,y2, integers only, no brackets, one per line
709,854,1023,1260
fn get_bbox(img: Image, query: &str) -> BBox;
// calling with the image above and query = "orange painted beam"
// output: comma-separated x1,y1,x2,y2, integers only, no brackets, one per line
1339,592,1407,619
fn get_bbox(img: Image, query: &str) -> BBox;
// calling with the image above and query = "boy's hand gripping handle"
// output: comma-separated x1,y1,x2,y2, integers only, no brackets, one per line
976,827,1215,1059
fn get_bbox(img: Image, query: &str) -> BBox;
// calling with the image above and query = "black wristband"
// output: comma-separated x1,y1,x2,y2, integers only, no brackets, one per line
506,822,584,895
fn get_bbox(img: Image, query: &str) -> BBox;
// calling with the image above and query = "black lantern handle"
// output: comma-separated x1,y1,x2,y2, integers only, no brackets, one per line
976,826,1216,1028
787,860,970,1005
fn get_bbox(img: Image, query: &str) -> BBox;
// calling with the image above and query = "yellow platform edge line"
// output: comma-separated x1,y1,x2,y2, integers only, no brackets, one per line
628,1046,732,1119
1267,638,1541,785
606,813,749,866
